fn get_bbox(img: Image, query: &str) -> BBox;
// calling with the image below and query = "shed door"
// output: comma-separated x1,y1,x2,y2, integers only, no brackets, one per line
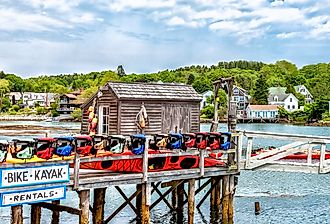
98,106,110,135
162,104,190,133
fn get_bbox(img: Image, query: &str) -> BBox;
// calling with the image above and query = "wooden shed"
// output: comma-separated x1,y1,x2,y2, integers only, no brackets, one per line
80,82,202,136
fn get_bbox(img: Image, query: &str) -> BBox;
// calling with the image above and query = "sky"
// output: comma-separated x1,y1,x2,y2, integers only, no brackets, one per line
1,0,330,77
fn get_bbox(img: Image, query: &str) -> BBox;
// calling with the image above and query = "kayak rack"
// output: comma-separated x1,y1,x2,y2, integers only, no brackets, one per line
3,134,242,224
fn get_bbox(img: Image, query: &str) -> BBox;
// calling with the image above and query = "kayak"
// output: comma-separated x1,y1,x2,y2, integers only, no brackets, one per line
80,149,225,172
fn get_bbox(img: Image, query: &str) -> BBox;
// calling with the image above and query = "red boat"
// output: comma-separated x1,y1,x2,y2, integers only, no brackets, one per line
80,149,225,172
35,137,56,160
75,135,93,156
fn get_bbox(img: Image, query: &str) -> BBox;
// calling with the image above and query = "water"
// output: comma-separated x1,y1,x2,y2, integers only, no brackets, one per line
0,121,329,223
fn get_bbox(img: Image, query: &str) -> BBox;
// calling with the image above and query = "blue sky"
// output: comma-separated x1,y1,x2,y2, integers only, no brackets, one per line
0,0,330,77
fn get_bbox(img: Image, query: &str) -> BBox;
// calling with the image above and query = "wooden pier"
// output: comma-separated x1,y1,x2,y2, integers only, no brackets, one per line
2,136,241,224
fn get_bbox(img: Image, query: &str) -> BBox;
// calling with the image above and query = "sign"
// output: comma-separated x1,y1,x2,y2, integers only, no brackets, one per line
0,164,69,188
0,186,66,206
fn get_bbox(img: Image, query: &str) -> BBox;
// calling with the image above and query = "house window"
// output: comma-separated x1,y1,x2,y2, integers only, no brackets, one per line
290,98,292,102
292,105,295,109
274,96,278,102
233,89,239,95
98,106,110,135
288,105,290,109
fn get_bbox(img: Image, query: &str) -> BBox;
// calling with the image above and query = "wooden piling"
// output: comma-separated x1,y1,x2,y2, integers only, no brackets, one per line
216,178,222,211
228,175,235,224
222,176,230,224
51,200,60,224
31,204,42,224
141,183,150,224
136,184,142,221
11,205,23,224
172,183,178,209
255,202,260,215
177,182,185,223
188,179,196,224
210,177,216,208
79,190,90,224
93,188,106,224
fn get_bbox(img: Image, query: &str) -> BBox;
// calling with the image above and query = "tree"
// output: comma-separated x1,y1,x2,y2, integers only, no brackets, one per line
117,65,126,77
253,73,269,105
0,97,11,112
0,79,10,95
187,74,195,85
71,108,82,121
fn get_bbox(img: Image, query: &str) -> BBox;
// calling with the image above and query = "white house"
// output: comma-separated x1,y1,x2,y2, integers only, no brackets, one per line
246,105,279,119
7,92,56,107
268,93,299,112
200,90,213,110
294,85,313,104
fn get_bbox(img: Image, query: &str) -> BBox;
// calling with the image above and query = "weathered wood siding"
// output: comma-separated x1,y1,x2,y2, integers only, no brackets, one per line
119,101,162,136
98,91,118,135
118,101,200,136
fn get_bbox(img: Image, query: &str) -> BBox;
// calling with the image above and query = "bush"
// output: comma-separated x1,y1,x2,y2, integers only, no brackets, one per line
71,108,82,121
11,105,20,112
36,107,47,115
51,110,60,117
201,105,214,119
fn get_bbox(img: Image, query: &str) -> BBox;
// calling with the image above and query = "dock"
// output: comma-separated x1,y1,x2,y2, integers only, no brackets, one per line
2,136,241,224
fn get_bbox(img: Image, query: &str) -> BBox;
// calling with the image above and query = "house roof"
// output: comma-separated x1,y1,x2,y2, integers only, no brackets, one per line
268,93,289,102
248,105,279,111
268,87,287,95
63,94,77,99
107,82,202,101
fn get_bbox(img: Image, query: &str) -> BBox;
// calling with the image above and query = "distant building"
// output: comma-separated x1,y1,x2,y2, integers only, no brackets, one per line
294,85,313,104
57,93,82,114
268,93,298,112
268,87,299,112
200,90,213,110
232,86,250,118
246,105,279,119
6,92,56,107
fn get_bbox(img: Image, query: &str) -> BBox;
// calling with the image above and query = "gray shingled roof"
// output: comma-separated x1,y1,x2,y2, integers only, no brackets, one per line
268,94,289,102
107,82,202,101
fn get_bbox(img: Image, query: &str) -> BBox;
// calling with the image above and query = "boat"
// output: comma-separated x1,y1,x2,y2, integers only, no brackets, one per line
54,136,75,157
0,140,8,163
35,137,56,160
75,135,93,156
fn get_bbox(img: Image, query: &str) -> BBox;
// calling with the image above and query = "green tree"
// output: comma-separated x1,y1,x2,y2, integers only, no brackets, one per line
0,97,11,112
117,65,126,77
0,79,10,95
187,74,195,85
253,73,269,105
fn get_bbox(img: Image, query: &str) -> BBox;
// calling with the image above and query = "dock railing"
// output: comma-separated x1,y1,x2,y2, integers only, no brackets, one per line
72,135,241,190
239,130,330,174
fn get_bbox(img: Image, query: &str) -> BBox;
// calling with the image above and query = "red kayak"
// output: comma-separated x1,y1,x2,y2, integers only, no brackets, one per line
251,152,330,160
80,150,225,172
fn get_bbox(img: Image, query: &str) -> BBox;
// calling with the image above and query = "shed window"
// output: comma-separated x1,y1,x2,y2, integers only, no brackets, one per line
98,106,110,135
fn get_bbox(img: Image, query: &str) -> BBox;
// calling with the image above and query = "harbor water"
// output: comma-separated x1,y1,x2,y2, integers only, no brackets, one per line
0,121,329,224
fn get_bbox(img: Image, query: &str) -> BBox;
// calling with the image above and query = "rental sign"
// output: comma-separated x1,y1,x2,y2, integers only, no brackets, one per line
0,186,66,206
0,164,70,188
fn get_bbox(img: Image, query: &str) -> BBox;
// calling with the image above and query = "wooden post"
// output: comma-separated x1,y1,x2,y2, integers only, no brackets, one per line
199,150,205,176
51,200,60,224
216,178,222,213
93,188,106,224
255,202,261,215
141,183,150,224
228,175,235,224
73,143,80,190
245,137,253,169
307,144,312,164
177,182,184,223
172,181,178,209
222,176,230,224
136,184,142,221
31,204,42,224
210,178,216,208
319,143,326,172
11,205,23,224
79,190,90,224
188,179,195,224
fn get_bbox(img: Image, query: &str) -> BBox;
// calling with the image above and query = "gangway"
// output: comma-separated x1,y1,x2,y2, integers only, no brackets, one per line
237,130,330,174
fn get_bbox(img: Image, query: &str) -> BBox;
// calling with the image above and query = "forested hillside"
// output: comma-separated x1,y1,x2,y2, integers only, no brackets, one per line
0,60,330,102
